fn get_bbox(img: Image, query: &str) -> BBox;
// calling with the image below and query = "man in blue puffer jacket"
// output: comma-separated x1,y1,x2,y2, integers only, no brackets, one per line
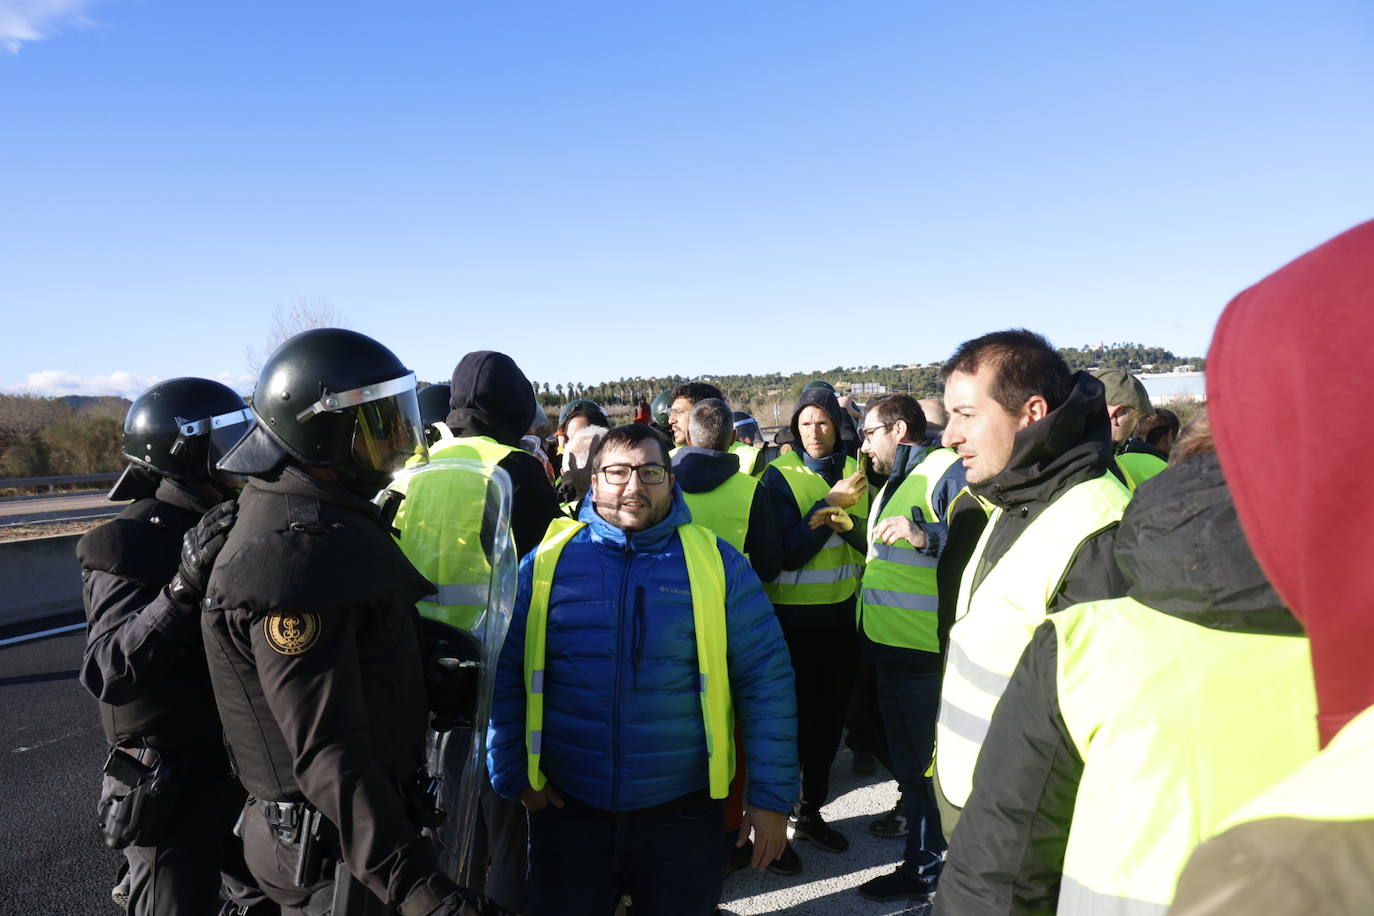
488,423,799,916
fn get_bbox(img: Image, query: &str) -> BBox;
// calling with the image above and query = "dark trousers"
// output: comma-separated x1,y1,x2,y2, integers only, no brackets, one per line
526,796,725,916
114,765,263,915
873,658,945,876
477,776,529,913
845,658,893,774
778,615,860,813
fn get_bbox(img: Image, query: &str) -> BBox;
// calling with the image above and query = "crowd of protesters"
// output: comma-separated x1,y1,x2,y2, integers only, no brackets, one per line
78,221,1374,916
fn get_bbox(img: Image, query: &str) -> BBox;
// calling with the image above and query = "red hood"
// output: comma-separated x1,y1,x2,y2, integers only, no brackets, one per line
1209,219,1374,746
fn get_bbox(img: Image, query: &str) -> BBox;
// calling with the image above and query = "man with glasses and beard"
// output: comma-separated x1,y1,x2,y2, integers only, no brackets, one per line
486,423,799,916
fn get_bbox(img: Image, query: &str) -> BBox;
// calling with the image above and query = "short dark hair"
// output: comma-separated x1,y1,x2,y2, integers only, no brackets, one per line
670,381,724,404
563,403,610,430
688,398,734,451
590,423,672,471
1138,406,1180,447
865,394,926,442
941,329,1073,414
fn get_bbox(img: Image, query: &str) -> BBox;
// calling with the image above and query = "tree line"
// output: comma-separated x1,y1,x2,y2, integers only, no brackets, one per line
1,343,1201,483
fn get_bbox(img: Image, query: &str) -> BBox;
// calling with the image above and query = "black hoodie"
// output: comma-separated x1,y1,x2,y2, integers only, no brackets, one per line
446,351,562,557
760,387,862,625
934,453,1303,916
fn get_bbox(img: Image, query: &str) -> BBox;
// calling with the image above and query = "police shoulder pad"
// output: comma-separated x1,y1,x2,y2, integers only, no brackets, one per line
211,518,431,619
76,515,183,588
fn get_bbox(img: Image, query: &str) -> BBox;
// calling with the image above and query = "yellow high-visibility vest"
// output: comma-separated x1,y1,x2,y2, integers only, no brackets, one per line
765,451,869,606
936,473,1129,808
682,471,758,554
524,518,735,798
860,448,960,653
1052,597,1317,914
390,434,518,630
729,441,765,477
1116,452,1167,492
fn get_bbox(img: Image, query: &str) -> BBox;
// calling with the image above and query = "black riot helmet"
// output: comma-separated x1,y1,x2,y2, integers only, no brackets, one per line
417,383,452,445
111,378,253,499
732,410,762,445
650,390,673,427
219,328,427,491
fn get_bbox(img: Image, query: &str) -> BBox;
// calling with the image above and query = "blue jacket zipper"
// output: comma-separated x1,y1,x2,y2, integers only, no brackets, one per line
610,539,632,810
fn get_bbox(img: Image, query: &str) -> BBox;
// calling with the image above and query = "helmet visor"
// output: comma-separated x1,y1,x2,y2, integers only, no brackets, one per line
206,408,255,469
351,388,429,475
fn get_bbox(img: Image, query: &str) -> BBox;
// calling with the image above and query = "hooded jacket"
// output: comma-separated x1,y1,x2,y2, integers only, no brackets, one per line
1167,220,1374,915
935,453,1314,916
77,476,224,750
672,445,783,583
760,387,864,624
486,488,800,815
446,351,562,557
959,370,1126,610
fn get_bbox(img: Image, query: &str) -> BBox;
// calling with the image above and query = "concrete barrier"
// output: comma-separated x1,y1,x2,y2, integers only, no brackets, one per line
0,534,83,628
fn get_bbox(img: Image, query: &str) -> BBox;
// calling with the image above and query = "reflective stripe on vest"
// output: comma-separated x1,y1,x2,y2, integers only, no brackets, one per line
524,518,736,798
1052,597,1317,913
391,435,519,630
1057,877,1168,916
682,472,758,554
860,447,959,652
1212,704,1374,833
764,451,869,606
935,472,1130,808
729,441,764,477
1115,452,1167,492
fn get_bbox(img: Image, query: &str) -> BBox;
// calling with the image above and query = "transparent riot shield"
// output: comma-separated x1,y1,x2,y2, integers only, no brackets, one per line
381,456,516,883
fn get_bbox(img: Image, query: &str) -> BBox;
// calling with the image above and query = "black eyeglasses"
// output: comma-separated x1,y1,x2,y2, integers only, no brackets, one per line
598,463,670,485
861,422,893,438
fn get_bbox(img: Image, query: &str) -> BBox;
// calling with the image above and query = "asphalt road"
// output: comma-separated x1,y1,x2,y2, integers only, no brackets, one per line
0,631,119,916
0,629,928,915
0,491,122,528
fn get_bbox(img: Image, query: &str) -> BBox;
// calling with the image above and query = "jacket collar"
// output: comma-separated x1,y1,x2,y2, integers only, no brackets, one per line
973,371,1116,510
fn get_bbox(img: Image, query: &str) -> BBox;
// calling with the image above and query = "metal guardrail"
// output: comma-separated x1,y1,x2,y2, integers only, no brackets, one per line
0,472,120,494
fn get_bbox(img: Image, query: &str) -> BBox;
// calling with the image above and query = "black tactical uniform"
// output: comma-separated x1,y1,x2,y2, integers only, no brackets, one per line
78,377,263,916
201,328,507,916
203,468,442,909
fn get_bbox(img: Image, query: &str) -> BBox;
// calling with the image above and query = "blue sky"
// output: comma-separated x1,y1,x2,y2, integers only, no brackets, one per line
2,1,1371,398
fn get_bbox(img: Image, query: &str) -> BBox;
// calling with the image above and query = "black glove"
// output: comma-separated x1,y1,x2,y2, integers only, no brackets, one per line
400,875,516,916
168,499,238,606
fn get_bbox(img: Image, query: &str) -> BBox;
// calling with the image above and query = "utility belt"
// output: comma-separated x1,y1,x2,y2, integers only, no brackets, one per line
251,772,443,910
98,746,184,849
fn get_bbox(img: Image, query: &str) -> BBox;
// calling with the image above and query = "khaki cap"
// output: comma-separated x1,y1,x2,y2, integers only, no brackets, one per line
1091,368,1154,417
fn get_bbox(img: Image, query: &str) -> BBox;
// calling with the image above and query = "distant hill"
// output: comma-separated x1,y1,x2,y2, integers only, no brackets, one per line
534,342,1206,415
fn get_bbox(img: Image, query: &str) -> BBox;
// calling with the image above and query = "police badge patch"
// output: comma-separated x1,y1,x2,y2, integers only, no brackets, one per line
264,612,321,655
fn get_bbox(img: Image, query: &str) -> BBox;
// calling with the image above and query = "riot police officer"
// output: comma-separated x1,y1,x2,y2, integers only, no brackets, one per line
78,377,263,915
201,328,508,915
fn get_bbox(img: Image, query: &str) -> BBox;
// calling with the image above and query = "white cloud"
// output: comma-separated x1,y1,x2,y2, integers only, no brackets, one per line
21,369,156,397
14,369,257,398
0,0,98,53
214,371,257,396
